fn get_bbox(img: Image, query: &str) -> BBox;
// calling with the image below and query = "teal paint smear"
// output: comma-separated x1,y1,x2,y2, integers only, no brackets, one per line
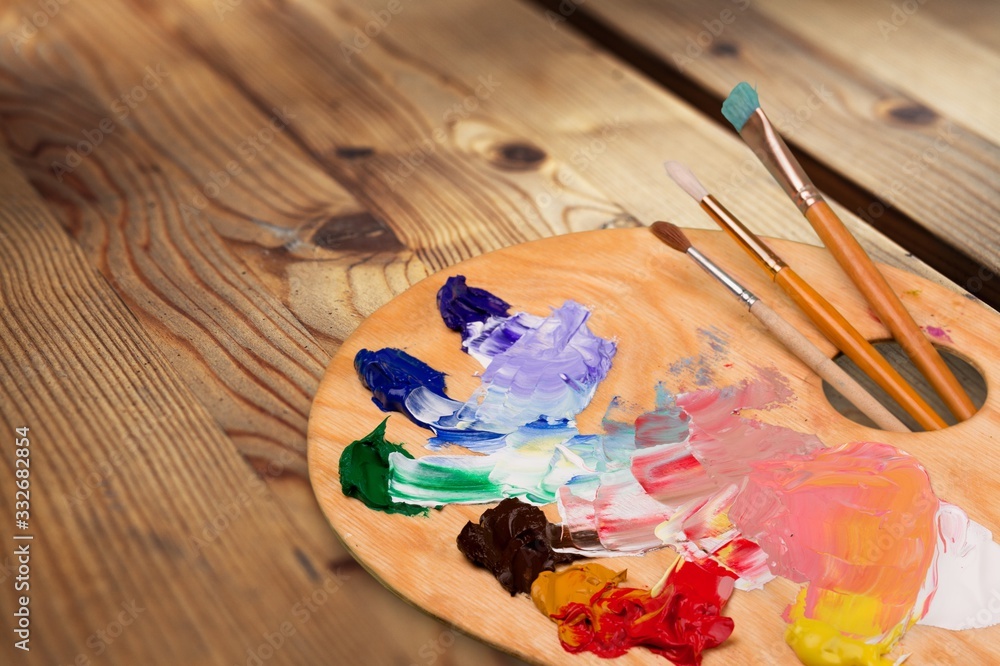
635,384,690,447
598,396,644,465
339,418,428,516
600,383,689,461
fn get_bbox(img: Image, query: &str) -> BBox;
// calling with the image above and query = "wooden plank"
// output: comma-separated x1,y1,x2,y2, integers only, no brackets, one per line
0,0,369,598
921,0,1000,50
753,0,1000,143
0,147,491,665
124,0,950,285
574,0,1000,280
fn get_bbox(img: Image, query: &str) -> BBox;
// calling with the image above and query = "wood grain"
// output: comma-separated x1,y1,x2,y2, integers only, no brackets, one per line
0,146,457,665
131,0,948,279
309,228,1000,665
578,0,1000,278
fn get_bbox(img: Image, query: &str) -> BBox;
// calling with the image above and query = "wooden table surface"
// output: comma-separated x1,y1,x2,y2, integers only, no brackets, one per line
0,1,996,664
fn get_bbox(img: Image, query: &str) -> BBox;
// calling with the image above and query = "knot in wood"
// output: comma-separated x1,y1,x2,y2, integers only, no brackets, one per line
880,100,938,126
491,142,547,171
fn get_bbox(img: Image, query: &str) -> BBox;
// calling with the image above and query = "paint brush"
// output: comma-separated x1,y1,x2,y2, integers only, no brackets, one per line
721,82,975,421
650,221,909,432
664,161,946,431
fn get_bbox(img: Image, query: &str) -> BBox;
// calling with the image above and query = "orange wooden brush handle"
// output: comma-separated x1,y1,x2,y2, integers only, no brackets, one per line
775,268,947,430
804,201,976,420
749,301,908,432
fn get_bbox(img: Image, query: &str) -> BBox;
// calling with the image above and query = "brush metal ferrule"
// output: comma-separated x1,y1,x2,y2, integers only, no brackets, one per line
687,247,758,309
740,108,824,214
701,195,787,276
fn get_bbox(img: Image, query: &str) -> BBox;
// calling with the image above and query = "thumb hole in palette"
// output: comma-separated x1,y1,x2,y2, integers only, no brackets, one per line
822,341,987,431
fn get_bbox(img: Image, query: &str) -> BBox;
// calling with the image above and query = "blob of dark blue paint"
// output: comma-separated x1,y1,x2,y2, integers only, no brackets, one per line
354,348,448,420
436,275,510,332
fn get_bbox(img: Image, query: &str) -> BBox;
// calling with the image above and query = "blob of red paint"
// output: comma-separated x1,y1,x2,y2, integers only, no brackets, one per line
551,559,736,665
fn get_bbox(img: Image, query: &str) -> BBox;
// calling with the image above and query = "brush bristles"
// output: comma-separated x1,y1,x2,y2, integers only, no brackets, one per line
650,221,692,253
721,82,760,131
664,161,709,201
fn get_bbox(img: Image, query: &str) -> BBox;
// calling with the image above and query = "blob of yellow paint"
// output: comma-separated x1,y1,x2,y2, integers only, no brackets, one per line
531,563,627,618
785,617,897,666
788,587,891,645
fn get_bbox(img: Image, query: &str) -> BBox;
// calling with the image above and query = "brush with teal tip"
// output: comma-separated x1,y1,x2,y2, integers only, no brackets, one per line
720,82,761,131
720,82,976,423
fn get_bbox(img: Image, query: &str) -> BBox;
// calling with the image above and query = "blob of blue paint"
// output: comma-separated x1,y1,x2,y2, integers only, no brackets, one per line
437,275,510,332
354,348,448,421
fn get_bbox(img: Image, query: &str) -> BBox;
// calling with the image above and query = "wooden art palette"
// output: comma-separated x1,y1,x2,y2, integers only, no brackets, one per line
307,228,1000,665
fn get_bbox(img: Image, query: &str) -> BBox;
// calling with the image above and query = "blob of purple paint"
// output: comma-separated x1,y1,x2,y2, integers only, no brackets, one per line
437,275,511,333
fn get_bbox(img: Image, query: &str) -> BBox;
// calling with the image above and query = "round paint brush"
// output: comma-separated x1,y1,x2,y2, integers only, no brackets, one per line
650,221,909,433
664,161,946,431
721,82,975,421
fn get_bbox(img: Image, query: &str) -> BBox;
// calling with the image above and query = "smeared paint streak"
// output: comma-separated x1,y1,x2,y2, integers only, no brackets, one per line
592,472,675,553
389,421,603,505
547,559,737,666
436,275,510,334
338,419,427,516
713,536,774,590
456,498,575,595
661,484,741,557
354,348,448,423
923,325,953,343
635,386,691,448
730,441,938,648
353,320,615,470
666,327,733,388
699,327,729,354
462,312,543,367
626,373,804,502
919,503,1000,630
531,563,626,617
675,372,818,487
598,394,659,465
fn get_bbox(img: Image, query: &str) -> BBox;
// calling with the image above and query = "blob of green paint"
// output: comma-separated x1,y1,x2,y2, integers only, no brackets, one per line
339,418,427,516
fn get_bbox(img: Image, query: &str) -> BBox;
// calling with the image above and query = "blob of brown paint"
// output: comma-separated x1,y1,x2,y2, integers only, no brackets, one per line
456,497,576,595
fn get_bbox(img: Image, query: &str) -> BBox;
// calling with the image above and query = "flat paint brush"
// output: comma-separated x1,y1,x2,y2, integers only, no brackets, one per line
650,221,909,433
664,161,946,431
721,83,975,422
